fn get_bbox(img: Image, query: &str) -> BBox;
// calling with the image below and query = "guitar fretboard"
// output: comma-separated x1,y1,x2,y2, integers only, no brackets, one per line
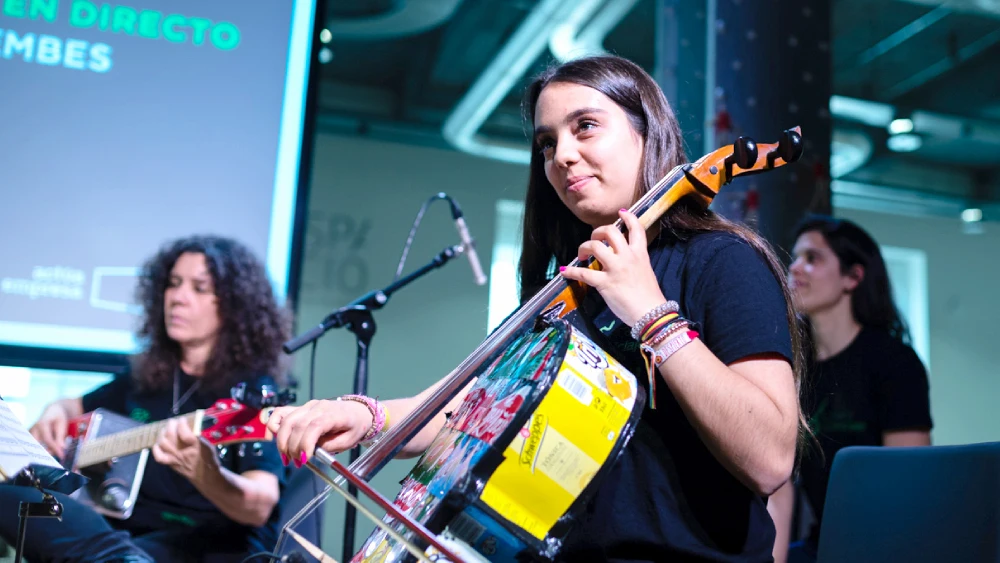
75,411,202,468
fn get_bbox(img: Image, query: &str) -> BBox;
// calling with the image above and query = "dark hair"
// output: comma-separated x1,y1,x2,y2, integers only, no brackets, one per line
519,54,809,442
131,235,293,394
794,215,909,343
519,55,687,296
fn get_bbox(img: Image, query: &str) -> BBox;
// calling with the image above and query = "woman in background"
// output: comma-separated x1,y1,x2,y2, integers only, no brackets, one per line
770,216,932,563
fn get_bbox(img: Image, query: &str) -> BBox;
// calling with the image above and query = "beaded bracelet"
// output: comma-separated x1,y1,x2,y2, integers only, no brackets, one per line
338,394,387,443
631,300,679,341
644,319,690,348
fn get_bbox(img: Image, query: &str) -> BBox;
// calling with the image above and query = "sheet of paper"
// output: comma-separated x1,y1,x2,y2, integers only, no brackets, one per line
0,398,63,481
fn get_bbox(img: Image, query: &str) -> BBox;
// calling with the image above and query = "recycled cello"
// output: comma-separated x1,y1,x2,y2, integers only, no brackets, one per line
275,129,804,563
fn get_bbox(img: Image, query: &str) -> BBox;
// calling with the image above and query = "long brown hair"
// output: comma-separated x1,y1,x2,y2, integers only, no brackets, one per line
519,55,809,445
132,235,293,394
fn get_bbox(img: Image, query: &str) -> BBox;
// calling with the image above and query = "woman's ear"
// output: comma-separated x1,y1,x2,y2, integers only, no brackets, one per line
844,264,865,292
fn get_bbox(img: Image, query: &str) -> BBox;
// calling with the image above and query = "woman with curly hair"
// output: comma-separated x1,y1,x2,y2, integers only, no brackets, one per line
0,235,293,563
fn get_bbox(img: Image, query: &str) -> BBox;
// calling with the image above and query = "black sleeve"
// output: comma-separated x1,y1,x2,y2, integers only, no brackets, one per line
878,344,933,432
683,238,793,366
81,373,131,415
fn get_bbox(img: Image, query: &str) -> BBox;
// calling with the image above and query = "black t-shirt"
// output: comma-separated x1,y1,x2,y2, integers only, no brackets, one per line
799,327,932,537
82,369,286,554
559,232,793,562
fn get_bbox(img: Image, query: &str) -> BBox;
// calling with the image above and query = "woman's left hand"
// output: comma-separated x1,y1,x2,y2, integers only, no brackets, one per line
152,417,221,484
560,209,666,327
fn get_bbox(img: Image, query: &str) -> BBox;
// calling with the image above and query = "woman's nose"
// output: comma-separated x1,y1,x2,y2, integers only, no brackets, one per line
788,258,805,275
553,137,580,168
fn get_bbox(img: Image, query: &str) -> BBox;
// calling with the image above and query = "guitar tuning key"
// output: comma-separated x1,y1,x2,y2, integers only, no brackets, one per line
724,136,758,178
252,443,263,457
766,128,804,168
217,445,228,459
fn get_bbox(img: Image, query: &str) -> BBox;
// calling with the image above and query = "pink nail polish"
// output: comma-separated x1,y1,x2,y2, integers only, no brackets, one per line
559,266,567,272
280,453,289,466
299,451,308,465
620,208,628,212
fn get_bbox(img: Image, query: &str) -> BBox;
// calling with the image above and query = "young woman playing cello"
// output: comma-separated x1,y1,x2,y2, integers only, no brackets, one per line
268,55,805,562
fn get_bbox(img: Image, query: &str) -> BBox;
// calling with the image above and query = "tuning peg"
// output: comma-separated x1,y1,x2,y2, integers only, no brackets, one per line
724,136,758,178
766,128,803,168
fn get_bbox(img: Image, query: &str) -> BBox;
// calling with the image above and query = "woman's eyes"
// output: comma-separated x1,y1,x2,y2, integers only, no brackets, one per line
537,119,600,156
167,278,213,293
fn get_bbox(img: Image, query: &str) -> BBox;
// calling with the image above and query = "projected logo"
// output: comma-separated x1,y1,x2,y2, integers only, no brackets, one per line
90,267,142,315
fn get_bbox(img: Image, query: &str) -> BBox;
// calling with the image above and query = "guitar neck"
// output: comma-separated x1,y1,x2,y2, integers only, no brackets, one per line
75,410,204,468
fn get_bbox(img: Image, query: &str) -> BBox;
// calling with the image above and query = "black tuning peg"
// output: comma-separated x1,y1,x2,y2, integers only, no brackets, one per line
724,136,758,178
766,128,803,168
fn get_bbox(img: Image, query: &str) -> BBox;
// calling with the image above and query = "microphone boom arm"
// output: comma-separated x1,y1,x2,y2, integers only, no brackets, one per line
282,244,463,354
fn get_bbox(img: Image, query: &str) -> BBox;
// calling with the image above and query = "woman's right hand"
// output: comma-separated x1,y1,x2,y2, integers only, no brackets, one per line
30,403,70,459
265,399,374,467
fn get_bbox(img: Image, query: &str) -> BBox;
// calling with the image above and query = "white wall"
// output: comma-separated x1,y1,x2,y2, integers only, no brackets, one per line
293,133,528,556
836,209,1000,447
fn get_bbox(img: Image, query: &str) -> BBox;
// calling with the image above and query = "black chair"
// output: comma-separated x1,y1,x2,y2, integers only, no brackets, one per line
816,442,1000,563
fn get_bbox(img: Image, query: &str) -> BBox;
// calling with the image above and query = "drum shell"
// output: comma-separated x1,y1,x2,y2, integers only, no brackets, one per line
353,318,645,562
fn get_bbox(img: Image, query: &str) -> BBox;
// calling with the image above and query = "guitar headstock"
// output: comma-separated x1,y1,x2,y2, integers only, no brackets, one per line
199,399,274,446
230,382,296,409
198,384,296,446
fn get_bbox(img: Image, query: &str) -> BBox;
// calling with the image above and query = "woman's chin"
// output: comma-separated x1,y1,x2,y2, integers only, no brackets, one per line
166,327,193,345
574,207,617,228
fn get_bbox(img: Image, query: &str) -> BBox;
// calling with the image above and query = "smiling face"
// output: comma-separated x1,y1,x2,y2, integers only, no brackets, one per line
788,231,860,316
163,252,221,350
533,81,645,228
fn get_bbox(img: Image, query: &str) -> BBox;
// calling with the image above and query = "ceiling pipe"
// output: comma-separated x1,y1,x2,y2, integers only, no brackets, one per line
831,129,875,178
832,179,1000,224
830,94,1000,145
843,5,950,70
549,0,640,62
328,0,464,40
897,0,1000,18
882,27,1000,99
442,0,637,164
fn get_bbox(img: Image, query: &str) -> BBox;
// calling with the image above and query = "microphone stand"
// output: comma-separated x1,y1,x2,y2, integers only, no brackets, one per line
14,467,64,563
282,243,466,562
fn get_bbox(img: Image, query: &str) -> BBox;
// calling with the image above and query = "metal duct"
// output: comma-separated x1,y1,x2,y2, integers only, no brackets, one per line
441,0,636,164
328,0,464,40
897,0,1000,18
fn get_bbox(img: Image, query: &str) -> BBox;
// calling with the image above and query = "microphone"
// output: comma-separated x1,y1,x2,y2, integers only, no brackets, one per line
442,194,488,286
